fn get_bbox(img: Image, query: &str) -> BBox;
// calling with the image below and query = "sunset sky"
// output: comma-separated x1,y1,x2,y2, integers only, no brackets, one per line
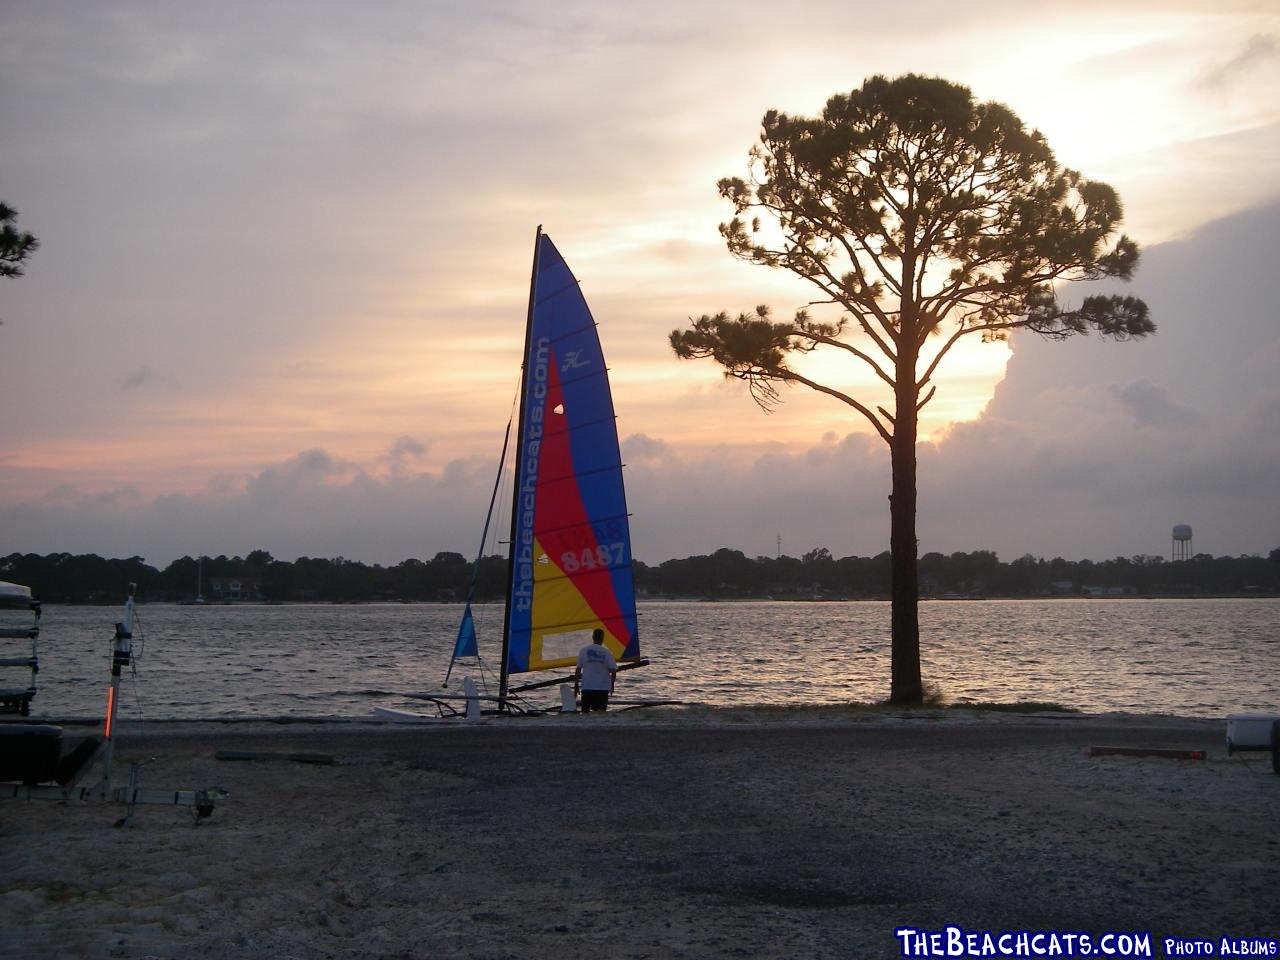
2,1,1278,567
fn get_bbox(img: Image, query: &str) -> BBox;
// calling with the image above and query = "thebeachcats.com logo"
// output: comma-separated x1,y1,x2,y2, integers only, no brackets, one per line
895,926,1279,959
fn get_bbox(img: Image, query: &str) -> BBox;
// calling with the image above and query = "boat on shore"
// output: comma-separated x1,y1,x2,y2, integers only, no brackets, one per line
393,229,648,717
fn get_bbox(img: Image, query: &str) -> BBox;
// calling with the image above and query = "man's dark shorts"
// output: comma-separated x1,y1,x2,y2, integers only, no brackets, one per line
581,689,610,712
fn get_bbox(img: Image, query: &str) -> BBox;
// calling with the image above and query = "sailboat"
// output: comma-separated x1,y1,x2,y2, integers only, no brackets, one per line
178,557,207,605
393,228,644,717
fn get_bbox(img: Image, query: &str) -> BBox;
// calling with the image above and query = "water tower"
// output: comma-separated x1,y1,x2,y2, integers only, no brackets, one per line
1172,524,1193,561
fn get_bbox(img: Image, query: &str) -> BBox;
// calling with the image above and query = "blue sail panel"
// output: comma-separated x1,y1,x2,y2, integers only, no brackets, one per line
453,601,478,658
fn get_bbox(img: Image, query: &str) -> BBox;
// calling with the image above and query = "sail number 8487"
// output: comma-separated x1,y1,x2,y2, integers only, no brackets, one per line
560,542,627,573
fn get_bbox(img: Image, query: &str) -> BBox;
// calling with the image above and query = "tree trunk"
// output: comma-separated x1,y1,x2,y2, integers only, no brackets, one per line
888,378,923,704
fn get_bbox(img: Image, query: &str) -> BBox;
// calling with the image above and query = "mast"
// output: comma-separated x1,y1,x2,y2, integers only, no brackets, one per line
443,415,512,687
499,225,543,710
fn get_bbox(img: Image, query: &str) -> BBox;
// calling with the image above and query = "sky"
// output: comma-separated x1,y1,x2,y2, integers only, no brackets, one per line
1,0,1278,568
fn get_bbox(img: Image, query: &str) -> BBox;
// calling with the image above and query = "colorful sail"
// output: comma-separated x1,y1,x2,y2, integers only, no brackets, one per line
504,232,639,675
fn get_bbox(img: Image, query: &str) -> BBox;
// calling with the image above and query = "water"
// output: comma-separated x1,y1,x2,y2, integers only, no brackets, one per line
8,598,1278,721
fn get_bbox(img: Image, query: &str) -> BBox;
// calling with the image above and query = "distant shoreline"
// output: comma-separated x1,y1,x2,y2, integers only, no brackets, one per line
29,591,1280,606
7,549,1277,605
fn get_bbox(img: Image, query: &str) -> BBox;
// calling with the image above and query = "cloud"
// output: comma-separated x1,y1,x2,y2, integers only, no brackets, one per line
387,436,425,458
1110,379,1202,428
623,431,890,562
120,364,177,392
621,433,673,464
918,201,1280,559
382,436,429,472
1200,33,1279,90
241,449,354,505
1,447,504,567
121,366,155,391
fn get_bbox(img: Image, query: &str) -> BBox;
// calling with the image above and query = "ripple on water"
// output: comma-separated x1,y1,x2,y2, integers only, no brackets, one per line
19,598,1280,719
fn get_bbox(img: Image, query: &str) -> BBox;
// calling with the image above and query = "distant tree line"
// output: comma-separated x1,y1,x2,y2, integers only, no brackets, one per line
637,548,1280,599
0,550,506,604
3,547,1278,604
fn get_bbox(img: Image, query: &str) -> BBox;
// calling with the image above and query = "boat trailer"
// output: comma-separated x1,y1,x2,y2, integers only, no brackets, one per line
0,583,228,823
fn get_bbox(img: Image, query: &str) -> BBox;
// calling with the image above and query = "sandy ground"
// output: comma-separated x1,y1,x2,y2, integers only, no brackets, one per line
1,709,1277,960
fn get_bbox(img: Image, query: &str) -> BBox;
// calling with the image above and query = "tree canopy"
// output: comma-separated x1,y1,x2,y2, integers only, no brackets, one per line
673,74,1153,433
0,202,39,280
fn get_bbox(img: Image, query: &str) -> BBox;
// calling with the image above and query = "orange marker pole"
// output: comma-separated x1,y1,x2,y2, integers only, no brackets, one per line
104,686,116,739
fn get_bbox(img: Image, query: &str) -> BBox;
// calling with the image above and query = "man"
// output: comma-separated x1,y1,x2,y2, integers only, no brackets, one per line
574,628,618,713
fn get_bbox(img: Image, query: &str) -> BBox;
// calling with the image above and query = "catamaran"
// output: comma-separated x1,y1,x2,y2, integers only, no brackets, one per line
385,228,647,717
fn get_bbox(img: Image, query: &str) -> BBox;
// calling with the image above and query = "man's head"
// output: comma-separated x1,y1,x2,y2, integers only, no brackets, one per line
592,628,605,645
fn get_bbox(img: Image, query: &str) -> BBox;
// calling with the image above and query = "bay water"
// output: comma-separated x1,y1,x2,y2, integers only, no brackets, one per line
12,598,1278,721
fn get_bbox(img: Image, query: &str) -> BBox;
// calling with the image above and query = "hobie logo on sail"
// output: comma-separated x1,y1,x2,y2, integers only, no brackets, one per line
514,336,551,612
561,349,589,371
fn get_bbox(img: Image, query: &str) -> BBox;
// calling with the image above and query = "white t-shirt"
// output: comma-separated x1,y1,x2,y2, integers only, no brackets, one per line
576,643,617,691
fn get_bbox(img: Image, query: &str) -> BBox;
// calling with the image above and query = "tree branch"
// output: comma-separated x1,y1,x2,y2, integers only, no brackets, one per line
772,369,893,444
916,384,937,412
799,330,896,388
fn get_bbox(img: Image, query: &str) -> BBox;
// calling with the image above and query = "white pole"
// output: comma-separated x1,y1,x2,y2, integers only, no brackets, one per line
100,582,136,787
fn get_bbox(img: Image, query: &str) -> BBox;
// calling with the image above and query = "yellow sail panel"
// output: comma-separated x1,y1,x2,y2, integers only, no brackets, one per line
528,537,629,670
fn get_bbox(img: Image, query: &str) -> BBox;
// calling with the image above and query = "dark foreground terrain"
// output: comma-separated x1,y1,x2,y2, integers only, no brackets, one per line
1,711,1276,958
